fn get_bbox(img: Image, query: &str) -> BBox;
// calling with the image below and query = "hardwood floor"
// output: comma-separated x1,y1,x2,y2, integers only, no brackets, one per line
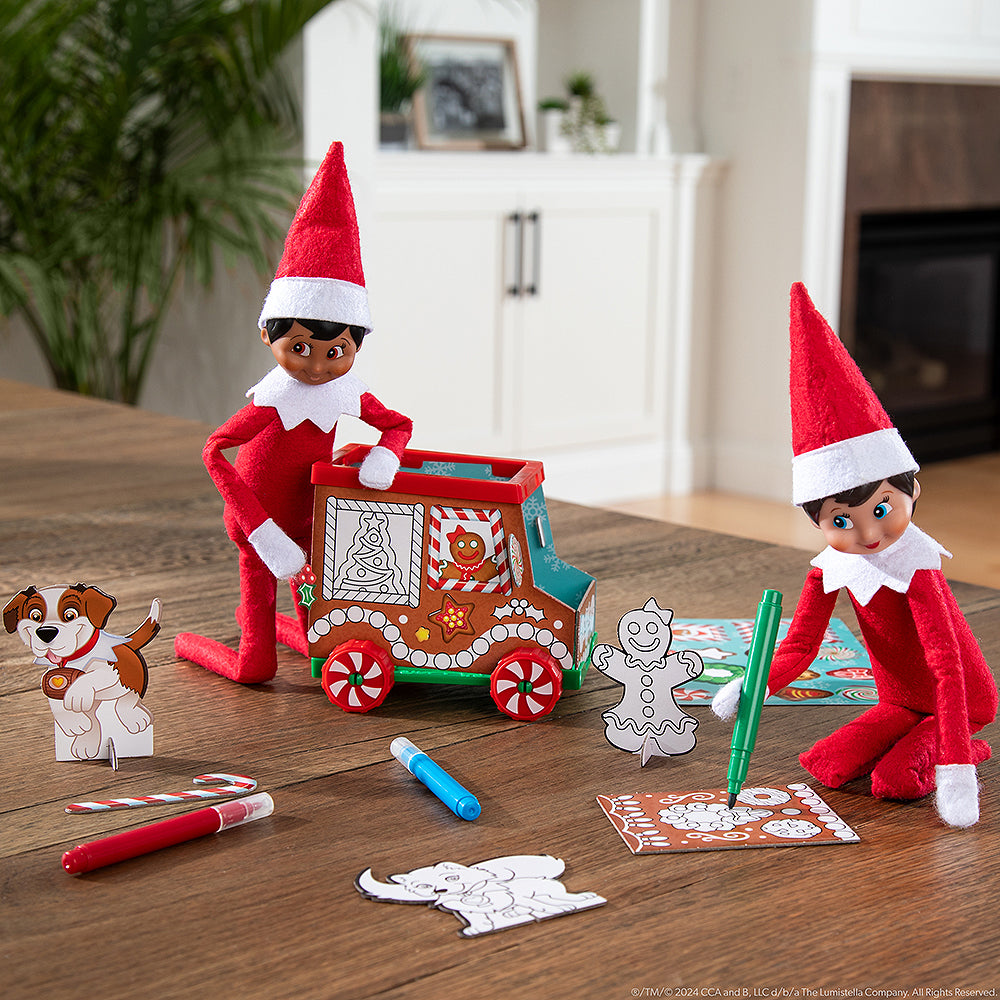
605,452,1000,589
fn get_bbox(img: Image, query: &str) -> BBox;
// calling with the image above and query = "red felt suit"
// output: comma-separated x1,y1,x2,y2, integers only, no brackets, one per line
174,140,413,683
770,565,997,800
174,386,411,683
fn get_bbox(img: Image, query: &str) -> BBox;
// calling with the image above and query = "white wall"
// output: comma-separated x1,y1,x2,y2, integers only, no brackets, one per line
140,262,276,428
695,0,814,502
694,0,1000,504
537,0,641,151
0,222,279,432
0,316,49,390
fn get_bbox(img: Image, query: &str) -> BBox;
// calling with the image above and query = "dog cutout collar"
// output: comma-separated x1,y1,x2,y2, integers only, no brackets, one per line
44,628,100,668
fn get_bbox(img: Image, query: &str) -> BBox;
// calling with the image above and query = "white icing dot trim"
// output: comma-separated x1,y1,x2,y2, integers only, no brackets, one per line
309,606,574,670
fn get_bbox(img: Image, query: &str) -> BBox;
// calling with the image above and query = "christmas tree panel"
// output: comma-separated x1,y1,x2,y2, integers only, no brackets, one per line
596,785,860,854
670,618,875,705
322,497,424,606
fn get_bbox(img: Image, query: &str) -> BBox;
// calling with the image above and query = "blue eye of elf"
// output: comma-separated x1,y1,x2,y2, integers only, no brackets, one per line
832,514,853,530
873,501,892,520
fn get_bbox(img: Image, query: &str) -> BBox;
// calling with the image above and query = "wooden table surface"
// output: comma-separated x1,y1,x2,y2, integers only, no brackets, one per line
2,379,999,998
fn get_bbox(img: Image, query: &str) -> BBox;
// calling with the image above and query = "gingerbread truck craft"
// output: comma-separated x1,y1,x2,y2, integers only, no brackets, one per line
302,445,597,721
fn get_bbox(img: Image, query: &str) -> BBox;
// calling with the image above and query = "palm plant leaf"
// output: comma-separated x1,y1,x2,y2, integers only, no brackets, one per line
0,0,339,403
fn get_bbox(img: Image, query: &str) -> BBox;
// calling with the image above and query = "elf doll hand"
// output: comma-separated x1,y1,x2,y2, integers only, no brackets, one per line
935,764,980,828
359,445,401,490
711,677,744,721
248,518,307,580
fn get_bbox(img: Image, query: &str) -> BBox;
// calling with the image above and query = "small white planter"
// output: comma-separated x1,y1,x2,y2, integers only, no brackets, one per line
539,109,571,153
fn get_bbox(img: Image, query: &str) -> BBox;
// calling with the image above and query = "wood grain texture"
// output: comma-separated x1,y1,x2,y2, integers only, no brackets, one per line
2,380,998,997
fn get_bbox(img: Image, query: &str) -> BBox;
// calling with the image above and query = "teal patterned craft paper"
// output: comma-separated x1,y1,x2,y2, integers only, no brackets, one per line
670,618,875,706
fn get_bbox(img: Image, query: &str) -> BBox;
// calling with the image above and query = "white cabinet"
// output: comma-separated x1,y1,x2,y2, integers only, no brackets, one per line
365,177,514,455
359,153,720,503
298,1,722,503
513,187,663,451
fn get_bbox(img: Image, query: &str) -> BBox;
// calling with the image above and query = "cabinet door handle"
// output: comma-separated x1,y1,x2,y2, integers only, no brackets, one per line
507,211,523,297
524,211,541,297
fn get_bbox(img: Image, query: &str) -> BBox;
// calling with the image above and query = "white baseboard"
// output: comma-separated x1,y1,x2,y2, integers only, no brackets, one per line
536,439,704,506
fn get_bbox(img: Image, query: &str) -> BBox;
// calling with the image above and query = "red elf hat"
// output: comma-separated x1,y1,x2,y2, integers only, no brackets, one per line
789,282,917,505
257,141,372,333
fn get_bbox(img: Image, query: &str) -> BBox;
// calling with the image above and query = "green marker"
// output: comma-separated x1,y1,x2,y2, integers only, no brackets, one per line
727,589,783,808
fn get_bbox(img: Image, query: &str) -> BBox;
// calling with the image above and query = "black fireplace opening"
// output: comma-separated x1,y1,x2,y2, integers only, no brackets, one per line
853,207,1000,463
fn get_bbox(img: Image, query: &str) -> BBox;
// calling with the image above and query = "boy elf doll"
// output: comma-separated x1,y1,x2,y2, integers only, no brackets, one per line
175,142,412,684
715,283,997,828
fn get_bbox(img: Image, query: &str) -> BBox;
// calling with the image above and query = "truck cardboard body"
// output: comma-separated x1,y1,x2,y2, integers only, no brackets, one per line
307,445,597,720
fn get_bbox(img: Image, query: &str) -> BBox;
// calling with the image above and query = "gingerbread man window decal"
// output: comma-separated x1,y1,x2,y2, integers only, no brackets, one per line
426,506,512,595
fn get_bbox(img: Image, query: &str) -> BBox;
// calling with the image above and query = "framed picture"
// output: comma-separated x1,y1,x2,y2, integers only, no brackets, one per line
406,34,526,151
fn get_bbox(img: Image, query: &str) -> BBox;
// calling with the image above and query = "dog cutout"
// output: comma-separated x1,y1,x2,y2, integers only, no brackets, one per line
4,584,160,761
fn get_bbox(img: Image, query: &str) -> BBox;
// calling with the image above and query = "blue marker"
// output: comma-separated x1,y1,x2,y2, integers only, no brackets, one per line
390,738,481,821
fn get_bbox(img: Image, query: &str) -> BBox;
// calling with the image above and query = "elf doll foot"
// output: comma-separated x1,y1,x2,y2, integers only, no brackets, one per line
799,743,870,789
870,718,992,800
174,633,278,684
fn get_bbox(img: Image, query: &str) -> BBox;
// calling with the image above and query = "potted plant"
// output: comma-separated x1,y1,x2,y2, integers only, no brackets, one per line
537,97,570,153
0,0,339,405
561,71,620,154
379,7,425,148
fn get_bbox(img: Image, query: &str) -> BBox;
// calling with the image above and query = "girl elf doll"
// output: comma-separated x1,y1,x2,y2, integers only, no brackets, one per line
715,283,997,828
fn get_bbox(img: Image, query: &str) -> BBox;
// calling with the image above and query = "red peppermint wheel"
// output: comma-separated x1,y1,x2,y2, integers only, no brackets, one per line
490,647,563,721
321,640,395,713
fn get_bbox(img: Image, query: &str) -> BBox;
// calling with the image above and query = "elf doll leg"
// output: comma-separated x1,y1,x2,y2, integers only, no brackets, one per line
871,716,993,800
231,522,309,657
234,584,308,657
175,540,279,683
273,595,309,656
799,702,923,788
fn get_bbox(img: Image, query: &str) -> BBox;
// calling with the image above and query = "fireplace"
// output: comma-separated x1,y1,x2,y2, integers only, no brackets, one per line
852,208,1000,463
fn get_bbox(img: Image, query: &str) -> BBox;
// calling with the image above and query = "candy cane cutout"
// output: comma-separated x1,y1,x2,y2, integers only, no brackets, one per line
65,773,258,814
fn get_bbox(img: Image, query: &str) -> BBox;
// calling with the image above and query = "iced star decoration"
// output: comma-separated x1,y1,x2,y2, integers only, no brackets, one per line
429,595,475,642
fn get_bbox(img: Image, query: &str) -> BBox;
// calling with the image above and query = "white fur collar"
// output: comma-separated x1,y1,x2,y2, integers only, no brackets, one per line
811,522,951,607
246,367,366,432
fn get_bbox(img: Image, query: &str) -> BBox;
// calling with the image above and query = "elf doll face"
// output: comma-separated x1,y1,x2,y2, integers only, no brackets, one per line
262,321,358,385
815,478,920,555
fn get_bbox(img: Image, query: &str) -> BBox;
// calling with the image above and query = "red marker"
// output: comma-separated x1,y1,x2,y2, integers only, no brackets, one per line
62,792,274,874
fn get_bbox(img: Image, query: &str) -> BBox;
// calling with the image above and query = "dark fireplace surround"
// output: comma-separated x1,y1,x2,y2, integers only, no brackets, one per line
853,207,1000,462
841,79,1000,464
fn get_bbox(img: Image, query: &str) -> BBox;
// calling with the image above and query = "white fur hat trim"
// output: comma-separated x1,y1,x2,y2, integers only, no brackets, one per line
257,276,372,332
792,427,918,506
